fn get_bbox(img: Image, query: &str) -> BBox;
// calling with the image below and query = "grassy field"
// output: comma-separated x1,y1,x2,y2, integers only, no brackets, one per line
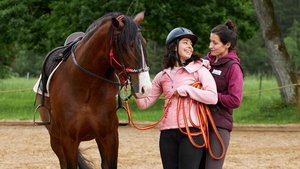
0,77,37,120
0,76,299,124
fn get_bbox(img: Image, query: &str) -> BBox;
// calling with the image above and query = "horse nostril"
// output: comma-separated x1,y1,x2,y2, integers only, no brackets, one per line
141,87,145,94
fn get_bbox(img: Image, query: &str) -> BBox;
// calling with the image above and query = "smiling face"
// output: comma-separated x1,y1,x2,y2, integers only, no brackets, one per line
177,38,194,63
209,33,230,58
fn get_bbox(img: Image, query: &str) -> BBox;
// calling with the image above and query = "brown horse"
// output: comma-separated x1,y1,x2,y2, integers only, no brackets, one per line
34,12,151,169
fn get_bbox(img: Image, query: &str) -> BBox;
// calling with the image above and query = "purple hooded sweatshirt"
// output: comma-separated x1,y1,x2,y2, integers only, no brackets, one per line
206,50,243,131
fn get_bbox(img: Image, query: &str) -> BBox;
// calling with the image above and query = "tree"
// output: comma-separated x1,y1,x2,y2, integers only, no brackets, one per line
285,20,300,71
0,0,257,77
237,32,271,75
0,0,53,76
272,0,300,37
252,0,298,103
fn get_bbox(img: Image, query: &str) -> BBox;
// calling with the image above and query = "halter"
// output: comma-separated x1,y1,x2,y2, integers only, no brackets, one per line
71,16,149,87
109,40,149,73
109,19,149,86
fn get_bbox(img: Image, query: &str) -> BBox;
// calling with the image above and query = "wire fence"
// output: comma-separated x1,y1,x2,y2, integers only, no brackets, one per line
0,88,32,93
0,81,300,97
0,83,299,96
242,83,299,96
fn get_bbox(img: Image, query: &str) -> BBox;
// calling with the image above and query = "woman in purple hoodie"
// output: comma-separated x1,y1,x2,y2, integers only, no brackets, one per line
201,20,244,169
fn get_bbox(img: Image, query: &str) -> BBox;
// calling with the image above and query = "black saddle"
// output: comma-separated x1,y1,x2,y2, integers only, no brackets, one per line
39,37,82,94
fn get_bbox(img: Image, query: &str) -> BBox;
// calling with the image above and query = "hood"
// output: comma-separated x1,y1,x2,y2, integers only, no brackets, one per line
207,50,240,63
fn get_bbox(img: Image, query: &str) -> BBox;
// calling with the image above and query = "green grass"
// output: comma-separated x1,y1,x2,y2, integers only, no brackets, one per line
117,98,164,123
0,77,37,120
235,75,300,124
0,76,299,124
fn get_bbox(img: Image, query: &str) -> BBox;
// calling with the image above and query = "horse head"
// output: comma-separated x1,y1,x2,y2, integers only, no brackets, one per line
110,12,152,98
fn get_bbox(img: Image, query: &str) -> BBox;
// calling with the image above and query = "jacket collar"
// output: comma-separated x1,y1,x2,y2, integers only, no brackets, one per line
164,60,202,74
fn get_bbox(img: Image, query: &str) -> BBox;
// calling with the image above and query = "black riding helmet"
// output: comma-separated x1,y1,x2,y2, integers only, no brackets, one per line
166,27,198,46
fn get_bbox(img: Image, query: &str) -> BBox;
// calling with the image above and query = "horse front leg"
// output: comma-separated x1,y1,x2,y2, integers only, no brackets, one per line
50,135,80,169
96,130,119,169
62,137,80,169
49,135,67,169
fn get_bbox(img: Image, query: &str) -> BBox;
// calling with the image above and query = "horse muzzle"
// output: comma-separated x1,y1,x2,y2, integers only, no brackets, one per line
134,71,152,98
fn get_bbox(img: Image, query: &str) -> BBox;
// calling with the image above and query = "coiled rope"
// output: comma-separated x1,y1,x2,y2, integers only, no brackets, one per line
125,81,225,160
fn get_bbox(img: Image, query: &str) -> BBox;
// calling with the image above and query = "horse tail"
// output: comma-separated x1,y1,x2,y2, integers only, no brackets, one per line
78,149,93,169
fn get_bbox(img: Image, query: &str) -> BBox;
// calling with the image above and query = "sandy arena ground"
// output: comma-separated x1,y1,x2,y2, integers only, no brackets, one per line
0,122,299,169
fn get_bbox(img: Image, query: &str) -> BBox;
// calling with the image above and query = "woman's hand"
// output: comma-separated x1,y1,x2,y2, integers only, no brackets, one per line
175,85,189,97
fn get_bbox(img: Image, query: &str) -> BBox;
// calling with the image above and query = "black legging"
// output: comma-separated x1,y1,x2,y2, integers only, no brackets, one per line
159,128,205,169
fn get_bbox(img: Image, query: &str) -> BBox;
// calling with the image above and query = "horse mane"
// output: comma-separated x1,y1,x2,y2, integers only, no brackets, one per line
84,12,115,38
84,12,139,41
83,12,142,63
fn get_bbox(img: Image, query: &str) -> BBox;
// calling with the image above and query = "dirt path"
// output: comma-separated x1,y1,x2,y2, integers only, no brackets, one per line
0,123,299,169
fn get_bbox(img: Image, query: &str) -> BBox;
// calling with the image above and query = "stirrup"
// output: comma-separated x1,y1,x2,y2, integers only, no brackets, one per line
33,104,51,125
116,105,129,126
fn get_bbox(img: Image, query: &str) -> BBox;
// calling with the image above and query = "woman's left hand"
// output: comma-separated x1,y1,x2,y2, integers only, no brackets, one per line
176,85,189,97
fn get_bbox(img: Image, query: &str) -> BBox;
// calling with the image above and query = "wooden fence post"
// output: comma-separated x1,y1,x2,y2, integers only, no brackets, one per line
297,72,300,115
298,80,300,115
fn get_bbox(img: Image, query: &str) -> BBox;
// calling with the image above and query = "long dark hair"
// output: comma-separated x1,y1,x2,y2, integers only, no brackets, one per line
163,39,200,69
211,20,238,51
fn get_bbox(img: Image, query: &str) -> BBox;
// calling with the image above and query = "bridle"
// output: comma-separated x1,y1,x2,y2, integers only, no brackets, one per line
71,16,149,88
109,38,149,86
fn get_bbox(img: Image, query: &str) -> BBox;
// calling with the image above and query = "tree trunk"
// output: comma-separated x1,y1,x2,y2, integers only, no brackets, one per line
252,0,297,103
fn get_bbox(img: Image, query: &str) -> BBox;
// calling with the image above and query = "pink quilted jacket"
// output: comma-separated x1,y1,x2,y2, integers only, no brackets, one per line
135,60,217,130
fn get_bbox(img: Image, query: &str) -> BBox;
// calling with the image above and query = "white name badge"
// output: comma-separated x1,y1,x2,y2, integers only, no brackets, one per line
212,69,222,75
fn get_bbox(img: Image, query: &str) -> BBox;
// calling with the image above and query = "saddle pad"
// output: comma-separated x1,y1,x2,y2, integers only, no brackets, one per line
33,61,63,97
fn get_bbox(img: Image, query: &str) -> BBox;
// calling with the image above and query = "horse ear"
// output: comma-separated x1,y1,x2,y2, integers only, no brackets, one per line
133,11,144,24
112,15,124,29
112,18,119,28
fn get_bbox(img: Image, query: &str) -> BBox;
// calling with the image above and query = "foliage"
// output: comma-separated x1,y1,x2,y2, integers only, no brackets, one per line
0,0,257,77
239,0,300,76
273,0,300,73
284,20,300,71
1,0,298,78
237,32,271,75
273,0,300,36
147,40,164,75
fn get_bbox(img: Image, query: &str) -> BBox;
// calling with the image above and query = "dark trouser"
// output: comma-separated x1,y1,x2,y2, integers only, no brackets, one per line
199,128,230,169
159,128,205,169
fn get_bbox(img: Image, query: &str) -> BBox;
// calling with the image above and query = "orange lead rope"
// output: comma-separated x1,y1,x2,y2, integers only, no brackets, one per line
125,82,225,160
177,82,225,160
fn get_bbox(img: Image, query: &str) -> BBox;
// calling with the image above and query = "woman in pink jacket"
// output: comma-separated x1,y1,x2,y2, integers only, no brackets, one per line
135,27,218,169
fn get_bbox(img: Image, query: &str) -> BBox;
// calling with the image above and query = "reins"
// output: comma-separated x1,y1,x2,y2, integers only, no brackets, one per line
71,50,121,85
124,82,225,160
